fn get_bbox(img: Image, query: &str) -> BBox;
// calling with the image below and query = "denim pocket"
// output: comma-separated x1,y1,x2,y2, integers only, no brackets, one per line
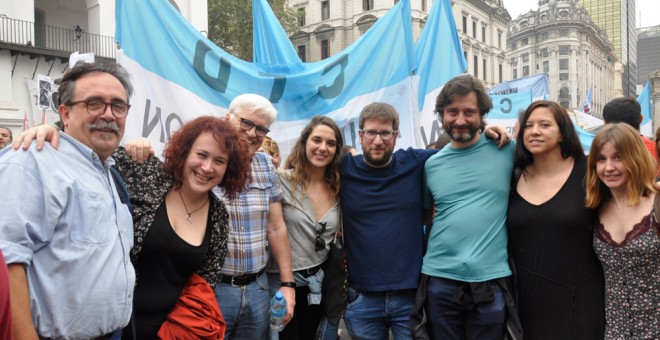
257,271,270,290
346,287,363,308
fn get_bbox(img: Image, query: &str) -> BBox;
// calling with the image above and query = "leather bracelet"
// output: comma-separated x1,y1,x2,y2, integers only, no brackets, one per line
280,281,296,288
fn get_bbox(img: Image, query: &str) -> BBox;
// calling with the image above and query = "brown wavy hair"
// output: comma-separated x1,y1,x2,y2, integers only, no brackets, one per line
163,116,251,199
284,115,343,203
586,123,657,208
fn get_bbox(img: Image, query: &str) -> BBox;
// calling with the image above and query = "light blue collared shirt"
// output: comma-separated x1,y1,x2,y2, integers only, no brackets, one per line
0,133,135,339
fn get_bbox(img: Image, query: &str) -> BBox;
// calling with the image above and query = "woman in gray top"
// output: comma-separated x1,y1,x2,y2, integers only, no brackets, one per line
267,116,343,340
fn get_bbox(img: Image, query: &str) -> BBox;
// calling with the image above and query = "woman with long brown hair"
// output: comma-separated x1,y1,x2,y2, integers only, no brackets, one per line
266,115,343,339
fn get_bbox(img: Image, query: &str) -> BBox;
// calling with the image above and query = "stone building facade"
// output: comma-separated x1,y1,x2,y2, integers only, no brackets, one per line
508,0,616,116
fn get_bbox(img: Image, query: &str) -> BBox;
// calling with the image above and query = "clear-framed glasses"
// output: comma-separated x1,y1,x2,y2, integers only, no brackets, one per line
315,221,327,252
359,129,397,141
68,99,130,118
238,117,270,137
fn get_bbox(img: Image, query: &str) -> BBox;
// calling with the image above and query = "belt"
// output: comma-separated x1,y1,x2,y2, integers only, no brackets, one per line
39,331,116,340
295,264,322,278
221,268,265,286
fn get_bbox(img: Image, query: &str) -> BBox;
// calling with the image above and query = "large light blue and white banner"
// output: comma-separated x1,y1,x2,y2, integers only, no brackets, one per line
115,0,467,158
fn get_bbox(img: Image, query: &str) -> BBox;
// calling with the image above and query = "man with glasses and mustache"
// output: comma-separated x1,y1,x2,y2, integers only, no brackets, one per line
0,61,136,339
214,94,296,339
421,74,518,339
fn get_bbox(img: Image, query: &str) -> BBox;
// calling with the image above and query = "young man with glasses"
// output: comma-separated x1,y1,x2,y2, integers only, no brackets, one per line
339,102,440,340
0,61,136,339
214,94,296,339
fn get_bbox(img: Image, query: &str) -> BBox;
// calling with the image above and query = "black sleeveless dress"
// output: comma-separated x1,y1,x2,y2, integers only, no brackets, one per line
123,201,211,339
507,158,605,339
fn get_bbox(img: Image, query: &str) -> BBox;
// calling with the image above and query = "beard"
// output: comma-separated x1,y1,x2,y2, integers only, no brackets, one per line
363,147,394,167
445,121,481,143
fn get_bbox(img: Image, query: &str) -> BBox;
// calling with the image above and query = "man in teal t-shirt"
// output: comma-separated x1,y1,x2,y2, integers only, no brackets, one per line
422,74,515,340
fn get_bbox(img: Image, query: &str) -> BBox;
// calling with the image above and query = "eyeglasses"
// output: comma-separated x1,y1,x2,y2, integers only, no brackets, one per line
315,221,327,252
238,117,270,137
68,99,130,118
360,129,397,141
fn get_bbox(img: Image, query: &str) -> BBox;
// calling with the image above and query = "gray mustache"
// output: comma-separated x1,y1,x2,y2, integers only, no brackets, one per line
89,121,120,134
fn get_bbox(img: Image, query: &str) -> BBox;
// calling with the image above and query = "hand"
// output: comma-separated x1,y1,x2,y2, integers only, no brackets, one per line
484,125,512,148
278,286,296,326
124,138,155,163
12,124,60,151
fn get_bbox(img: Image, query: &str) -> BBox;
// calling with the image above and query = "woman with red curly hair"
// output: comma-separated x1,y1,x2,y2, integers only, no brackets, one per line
15,116,251,338
113,116,251,338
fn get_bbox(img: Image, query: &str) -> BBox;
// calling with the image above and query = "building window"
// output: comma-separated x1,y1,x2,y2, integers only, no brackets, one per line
422,0,427,12
363,0,373,11
483,59,487,79
321,39,330,59
522,53,529,63
394,0,399,3
473,55,478,77
497,30,502,48
464,51,468,61
541,48,549,58
297,45,306,62
539,32,548,41
560,58,569,70
462,16,467,34
297,8,306,27
513,69,518,79
499,64,503,82
543,60,549,73
523,65,529,77
472,20,477,38
482,26,486,43
559,45,569,55
560,73,569,80
511,42,516,51
321,1,329,21
559,29,568,37
521,38,528,46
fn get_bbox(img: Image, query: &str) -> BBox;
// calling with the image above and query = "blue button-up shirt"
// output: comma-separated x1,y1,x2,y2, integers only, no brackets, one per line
0,133,135,339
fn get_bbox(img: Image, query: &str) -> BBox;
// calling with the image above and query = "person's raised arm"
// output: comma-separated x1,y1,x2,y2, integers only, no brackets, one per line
484,125,512,148
12,125,60,151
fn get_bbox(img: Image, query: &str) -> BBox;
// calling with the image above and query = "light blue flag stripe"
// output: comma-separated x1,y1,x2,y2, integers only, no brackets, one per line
414,0,467,109
487,73,549,99
488,91,532,119
252,0,302,65
116,0,415,121
638,80,652,124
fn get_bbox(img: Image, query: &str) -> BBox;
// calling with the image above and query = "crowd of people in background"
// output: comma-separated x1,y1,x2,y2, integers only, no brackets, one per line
0,61,658,340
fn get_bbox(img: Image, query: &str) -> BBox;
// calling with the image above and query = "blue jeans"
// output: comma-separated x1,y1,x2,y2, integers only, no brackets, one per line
425,277,506,340
344,287,415,340
214,272,270,340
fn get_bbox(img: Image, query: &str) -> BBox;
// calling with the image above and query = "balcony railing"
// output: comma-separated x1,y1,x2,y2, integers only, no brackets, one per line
0,16,116,59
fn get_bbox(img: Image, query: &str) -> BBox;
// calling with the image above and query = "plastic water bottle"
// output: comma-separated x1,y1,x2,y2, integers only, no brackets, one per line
270,291,287,332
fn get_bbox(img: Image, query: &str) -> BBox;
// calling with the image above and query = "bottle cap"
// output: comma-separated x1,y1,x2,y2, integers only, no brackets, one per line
275,291,284,300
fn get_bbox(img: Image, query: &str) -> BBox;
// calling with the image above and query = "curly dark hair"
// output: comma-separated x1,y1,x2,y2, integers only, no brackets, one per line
163,116,251,199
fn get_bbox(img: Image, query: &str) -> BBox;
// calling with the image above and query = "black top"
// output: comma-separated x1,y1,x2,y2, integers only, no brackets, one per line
507,158,605,339
125,201,211,339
